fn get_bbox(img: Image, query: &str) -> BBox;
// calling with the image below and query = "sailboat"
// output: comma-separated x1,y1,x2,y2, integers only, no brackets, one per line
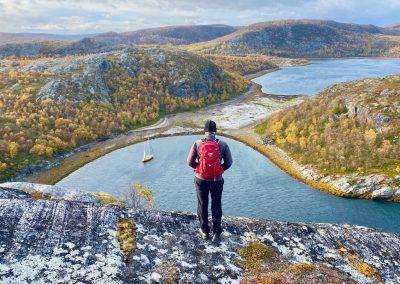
141,138,154,163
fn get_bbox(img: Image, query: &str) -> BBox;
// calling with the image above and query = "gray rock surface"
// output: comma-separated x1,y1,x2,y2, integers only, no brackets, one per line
0,187,400,283
371,187,395,199
0,182,100,203
0,198,124,284
0,187,31,199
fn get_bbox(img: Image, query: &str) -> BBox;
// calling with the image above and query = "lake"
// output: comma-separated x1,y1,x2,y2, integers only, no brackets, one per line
252,58,400,95
57,135,400,233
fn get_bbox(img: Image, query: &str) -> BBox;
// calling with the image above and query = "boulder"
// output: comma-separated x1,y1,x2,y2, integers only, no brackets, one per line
371,187,395,199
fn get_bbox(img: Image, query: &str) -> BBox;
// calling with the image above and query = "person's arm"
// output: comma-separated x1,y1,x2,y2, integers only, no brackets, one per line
187,142,198,169
221,143,232,171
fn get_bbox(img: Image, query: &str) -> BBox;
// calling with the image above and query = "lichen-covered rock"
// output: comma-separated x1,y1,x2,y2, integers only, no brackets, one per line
124,210,400,284
0,198,124,283
1,188,399,283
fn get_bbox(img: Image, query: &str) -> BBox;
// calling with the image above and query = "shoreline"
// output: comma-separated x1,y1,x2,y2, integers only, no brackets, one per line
19,65,285,185
222,132,357,198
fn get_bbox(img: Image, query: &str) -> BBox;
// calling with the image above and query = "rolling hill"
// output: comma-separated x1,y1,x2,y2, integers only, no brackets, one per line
256,73,400,177
0,47,248,181
0,25,237,58
188,20,400,58
0,32,91,45
118,24,237,45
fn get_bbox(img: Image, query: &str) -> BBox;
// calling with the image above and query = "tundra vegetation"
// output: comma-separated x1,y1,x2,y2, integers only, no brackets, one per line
256,74,400,177
0,48,248,181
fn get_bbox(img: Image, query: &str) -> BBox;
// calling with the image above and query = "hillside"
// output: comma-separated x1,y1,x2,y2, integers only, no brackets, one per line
255,74,400,197
386,23,400,30
0,32,90,45
1,185,399,283
0,47,248,181
0,25,237,58
0,38,126,58
202,54,308,76
119,24,237,45
188,19,400,58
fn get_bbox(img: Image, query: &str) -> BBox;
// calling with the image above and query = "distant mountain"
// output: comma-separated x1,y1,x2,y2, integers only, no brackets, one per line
2,21,400,59
117,24,237,45
0,38,127,58
0,25,237,58
386,23,400,30
0,32,92,45
188,20,400,58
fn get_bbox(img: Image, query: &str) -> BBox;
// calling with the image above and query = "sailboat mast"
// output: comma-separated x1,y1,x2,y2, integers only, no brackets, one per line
149,139,153,155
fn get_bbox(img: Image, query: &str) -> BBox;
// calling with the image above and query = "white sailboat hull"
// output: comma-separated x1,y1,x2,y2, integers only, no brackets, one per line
142,154,154,163
141,139,154,162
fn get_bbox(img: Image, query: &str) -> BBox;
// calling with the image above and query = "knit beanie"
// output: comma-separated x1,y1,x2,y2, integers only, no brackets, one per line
204,120,217,132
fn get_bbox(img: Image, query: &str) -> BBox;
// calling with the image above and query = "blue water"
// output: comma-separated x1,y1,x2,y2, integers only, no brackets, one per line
57,135,400,233
252,58,400,95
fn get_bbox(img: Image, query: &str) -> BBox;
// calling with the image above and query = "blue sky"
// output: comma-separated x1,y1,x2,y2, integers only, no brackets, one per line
0,0,399,34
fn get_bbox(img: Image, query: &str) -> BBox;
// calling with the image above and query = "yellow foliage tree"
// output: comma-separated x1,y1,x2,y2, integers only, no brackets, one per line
364,128,377,144
9,142,19,158
0,162,7,172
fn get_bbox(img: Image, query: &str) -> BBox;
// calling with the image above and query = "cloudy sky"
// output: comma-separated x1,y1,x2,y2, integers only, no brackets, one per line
0,0,399,34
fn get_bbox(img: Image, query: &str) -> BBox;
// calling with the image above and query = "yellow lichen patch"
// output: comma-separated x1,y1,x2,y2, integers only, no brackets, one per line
292,263,316,275
153,263,180,283
31,191,51,200
239,241,271,272
116,219,136,262
19,187,51,200
357,262,378,277
92,192,121,205
336,245,381,281
241,272,286,284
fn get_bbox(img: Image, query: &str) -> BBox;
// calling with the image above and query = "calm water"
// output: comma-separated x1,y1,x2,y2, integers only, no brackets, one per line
252,58,400,96
57,136,400,233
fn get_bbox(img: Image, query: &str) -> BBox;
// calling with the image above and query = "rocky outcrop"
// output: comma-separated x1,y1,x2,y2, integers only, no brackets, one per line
2,47,233,103
0,186,400,283
345,99,399,132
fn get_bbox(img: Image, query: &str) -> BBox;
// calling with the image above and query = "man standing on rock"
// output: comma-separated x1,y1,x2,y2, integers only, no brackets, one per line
187,120,233,242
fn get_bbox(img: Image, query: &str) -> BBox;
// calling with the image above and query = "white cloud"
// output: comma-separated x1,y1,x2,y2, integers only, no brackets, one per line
0,0,399,34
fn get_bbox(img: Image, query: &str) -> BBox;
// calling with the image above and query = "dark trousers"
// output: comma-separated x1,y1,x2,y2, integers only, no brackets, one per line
194,177,224,234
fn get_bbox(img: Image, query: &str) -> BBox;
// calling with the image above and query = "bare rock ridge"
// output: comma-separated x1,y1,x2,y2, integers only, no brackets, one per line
0,186,399,283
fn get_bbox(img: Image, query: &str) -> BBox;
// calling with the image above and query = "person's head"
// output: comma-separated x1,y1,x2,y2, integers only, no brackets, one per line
204,120,217,134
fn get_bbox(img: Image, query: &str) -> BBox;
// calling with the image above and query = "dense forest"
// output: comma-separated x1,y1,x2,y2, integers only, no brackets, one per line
256,74,400,177
0,47,248,181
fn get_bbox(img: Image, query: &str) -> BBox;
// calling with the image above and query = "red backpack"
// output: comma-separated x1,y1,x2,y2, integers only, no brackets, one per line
195,139,224,181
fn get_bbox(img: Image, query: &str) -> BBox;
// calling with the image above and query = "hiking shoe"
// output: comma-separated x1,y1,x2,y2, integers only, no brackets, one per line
211,233,221,243
198,229,210,240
